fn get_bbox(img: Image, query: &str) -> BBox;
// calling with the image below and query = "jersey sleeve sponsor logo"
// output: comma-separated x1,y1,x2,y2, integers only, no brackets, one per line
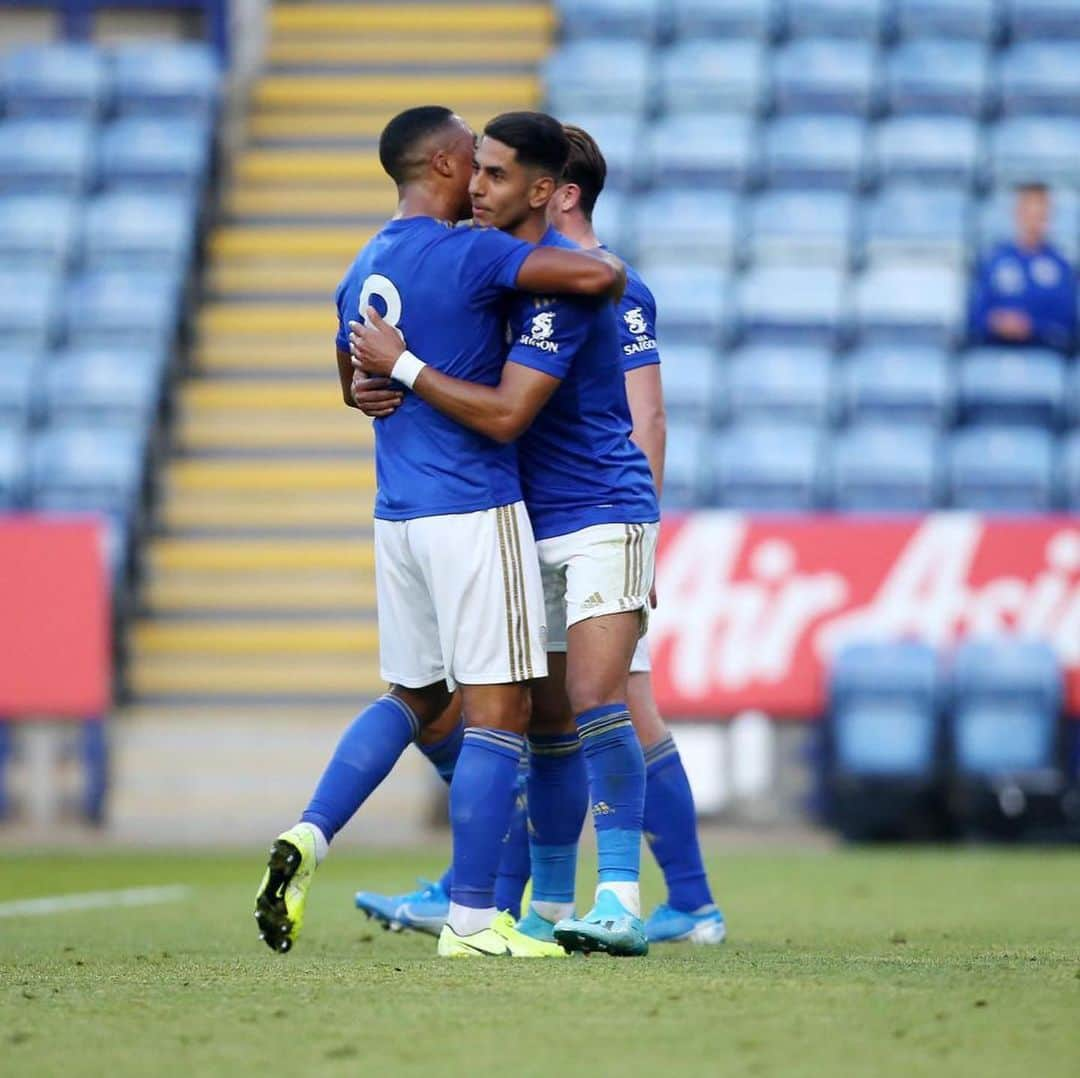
623,307,648,335
621,305,658,357
518,310,560,352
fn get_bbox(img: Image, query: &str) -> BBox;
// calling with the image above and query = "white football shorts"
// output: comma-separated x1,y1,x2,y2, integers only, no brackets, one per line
374,500,547,690
539,521,659,652
629,635,651,675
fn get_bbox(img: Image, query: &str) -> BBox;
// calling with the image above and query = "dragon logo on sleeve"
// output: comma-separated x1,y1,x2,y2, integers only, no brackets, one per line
623,307,648,336
530,311,556,340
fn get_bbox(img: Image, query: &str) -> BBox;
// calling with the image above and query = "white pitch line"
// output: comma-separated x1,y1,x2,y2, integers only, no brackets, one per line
0,885,191,919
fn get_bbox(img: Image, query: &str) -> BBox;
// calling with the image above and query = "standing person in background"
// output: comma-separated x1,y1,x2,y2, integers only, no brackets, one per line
968,182,1077,355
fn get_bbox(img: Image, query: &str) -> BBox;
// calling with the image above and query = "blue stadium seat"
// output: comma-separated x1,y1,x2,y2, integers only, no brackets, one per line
948,425,1057,510
950,638,1062,776
749,190,852,267
1061,430,1080,508
671,0,777,41
860,185,970,268
98,117,211,194
0,427,27,509
30,424,145,516
957,348,1066,429
644,114,756,191
544,42,652,116
0,352,39,426
828,423,943,510
885,39,991,117
783,0,886,40
1000,43,1080,116
872,117,981,187
0,119,94,196
853,264,963,347
0,269,60,351
842,346,952,427
829,641,941,777
632,190,740,266
772,38,877,116
714,421,824,509
736,265,847,345
0,195,80,272
43,349,161,425
638,261,728,345
727,345,833,424
990,118,1080,187
658,40,767,115
660,344,723,421
763,115,866,191
663,415,711,508
67,271,179,349
976,186,1080,262
591,190,629,253
1006,0,1080,41
561,114,640,191
83,192,195,272
894,0,1001,43
3,44,107,119
111,42,220,118
555,0,663,41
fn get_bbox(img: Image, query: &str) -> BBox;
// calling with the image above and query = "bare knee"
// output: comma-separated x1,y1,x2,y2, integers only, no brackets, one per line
460,684,530,736
390,681,452,729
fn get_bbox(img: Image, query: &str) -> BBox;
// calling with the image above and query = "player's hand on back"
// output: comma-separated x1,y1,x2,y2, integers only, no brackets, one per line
349,308,407,379
351,372,404,418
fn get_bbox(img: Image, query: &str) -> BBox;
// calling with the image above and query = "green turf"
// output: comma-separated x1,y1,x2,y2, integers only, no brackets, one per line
2,847,1078,1077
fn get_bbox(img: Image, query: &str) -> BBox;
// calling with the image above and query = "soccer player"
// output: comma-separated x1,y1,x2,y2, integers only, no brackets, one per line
353,123,726,945
253,105,625,959
351,111,658,956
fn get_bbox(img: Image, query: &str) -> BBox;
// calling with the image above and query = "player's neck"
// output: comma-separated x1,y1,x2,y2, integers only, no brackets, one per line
394,184,459,226
508,212,549,245
555,211,600,250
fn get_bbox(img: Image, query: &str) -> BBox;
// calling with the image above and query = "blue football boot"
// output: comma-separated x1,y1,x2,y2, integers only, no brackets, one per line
644,903,727,944
354,878,449,937
553,889,648,957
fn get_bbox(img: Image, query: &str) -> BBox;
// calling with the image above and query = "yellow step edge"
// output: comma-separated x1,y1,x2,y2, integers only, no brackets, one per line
148,538,375,573
183,382,349,410
177,413,375,452
130,658,386,696
245,110,499,143
198,304,334,336
224,184,395,217
269,5,554,36
254,75,538,110
133,621,380,656
207,263,348,296
159,499,373,531
196,348,339,372
170,460,374,493
209,226,375,260
147,588,376,614
234,152,390,184
266,37,548,65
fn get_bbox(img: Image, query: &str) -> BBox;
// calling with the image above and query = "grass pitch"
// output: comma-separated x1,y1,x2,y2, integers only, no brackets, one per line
2,846,1078,1077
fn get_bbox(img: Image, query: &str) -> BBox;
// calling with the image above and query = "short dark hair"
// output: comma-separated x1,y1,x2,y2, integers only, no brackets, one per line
379,106,455,185
560,124,607,220
1015,181,1050,196
483,111,569,179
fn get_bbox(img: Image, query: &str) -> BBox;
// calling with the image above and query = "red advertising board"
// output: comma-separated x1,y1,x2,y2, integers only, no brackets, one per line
0,517,111,717
650,514,1080,719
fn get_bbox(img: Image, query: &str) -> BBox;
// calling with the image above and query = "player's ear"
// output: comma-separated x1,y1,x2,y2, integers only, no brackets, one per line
431,148,454,179
529,174,556,210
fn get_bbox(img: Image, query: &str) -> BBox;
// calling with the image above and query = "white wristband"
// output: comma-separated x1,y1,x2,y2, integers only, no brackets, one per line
390,350,427,390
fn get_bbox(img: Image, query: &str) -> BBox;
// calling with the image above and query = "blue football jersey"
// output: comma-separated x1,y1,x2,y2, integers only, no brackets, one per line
616,262,661,372
335,218,533,521
508,228,658,540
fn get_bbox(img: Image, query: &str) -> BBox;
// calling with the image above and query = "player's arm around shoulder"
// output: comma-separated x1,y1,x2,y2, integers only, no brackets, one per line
517,246,627,303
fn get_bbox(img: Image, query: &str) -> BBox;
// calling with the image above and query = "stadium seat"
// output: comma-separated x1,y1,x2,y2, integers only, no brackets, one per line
0,352,39,426
632,190,740,266
30,424,145,516
43,349,161,425
771,38,877,117
561,114,640,191
949,638,1062,776
860,185,970,268
3,44,106,119
948,425,1057,510
82,192,196,272
749,191,853,268
885,39,991,118
1061,430,1080,508
658,40,768,115
828,422,943,510
1006,0,1080,41
782,0,886,40
591,190,629,253
763,115,866,191
111,42,220,118
990,118,1080,187
713,421,824,509
643,114,756,191
976,186,1080,263
0,269,61,351
67,271,179,349
659,345,723,421
670,0,776,41
555,0,664,42
842,346,952,427
0,427,27,509
544,42,652,116
0,195,80,272
853,264,963,347
98,117,211,194
0,119,94,196
727,345,834,424
872,117,982,187
1000,43,1080,116
893,0,1001,43
663,415,711,507
736,265,847,346
637,261,728,345
957,348,1067,429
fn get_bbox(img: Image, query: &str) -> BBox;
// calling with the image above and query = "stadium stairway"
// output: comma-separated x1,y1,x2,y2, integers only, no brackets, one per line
130,1,551,707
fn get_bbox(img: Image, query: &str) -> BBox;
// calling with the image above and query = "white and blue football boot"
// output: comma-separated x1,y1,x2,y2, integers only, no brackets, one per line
354,878,449,937
644,903,727,944
554,889,648,957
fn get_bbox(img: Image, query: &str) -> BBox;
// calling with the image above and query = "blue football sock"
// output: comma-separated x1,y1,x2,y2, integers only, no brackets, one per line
418,720,464,785
494,759,530,918
528,733,588,907
301,693,419,843
577,703,645,885
449,727,525,910
644,735,714,913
